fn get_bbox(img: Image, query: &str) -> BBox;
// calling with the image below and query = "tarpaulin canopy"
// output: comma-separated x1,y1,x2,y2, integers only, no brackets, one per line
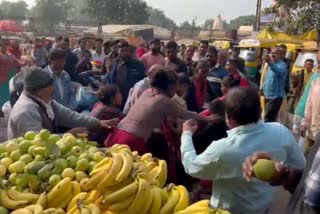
257,28,318,43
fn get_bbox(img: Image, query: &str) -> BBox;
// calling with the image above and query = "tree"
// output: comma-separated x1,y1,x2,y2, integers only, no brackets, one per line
180,21,192,29
85,0,149,25
227,15,256,30
266,0,320,33
203,19,214,30
147,8,176,30
30,0,70,33
0,0,28,20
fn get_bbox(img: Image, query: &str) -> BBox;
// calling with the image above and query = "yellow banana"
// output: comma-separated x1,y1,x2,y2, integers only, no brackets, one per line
42,208,56,214
177,200,209,214
159,185,180,214
115,152,133,182
90,157,112,176
148,187,162,214
80,207,91,214
107,194,135,212
37,192,48,208
71,181,82,196
47,178,72,202
157,160,167,187
140,153,152,161
87,159,113,190
173,185,189,212
47,182,72,208
86,203,101,214
55,208,66,214
139,186,153,214
25,204,43,214
160,188,168,205
102,180,138,205
83,190,101,204
131,151,139,158
7,188,39,202
67,192,87,211
145,161,157,172
127,177,150,213
10,209,33,214
97,153,123,189
0,189,29,210
80,178,91,192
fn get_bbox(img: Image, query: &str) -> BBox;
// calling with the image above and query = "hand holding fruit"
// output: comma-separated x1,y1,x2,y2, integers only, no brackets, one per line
242,152,287,185
99,118,120,129
67,127,88,136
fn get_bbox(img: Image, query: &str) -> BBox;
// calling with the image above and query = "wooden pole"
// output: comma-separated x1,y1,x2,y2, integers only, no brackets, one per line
255,0,262,31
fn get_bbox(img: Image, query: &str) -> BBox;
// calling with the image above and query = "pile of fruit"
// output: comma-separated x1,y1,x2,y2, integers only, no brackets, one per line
0,129,194,214
175,200,231,214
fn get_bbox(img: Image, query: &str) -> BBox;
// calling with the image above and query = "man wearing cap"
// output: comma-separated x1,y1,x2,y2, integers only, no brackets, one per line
7,66,119,139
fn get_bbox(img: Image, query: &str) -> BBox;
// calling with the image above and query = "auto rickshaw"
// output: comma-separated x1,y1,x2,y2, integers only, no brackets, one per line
292,41,319,74
238,39,278,83
211,40,231,50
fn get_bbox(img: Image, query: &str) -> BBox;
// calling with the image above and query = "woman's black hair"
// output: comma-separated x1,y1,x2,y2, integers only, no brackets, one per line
82,50,92,57
96,85,119,105
221,75,241,88
177,73,192,86
208,99,225,116
150,69,178,92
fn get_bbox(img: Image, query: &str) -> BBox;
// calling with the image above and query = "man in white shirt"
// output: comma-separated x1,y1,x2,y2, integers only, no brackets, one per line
91,38,106,69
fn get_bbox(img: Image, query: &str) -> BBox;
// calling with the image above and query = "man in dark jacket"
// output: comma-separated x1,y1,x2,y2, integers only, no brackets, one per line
105,41,145,108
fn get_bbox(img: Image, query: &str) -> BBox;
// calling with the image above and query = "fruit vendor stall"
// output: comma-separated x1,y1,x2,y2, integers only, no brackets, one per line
0,130,230,214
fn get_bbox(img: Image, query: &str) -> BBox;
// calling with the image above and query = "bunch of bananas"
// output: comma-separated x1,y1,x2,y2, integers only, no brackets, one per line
11,205,65,214
174,200,231,214
36,178,81,210
0,188,38,210
67,190,102,213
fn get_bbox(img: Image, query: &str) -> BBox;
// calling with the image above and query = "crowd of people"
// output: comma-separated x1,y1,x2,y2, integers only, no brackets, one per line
1,35,320,214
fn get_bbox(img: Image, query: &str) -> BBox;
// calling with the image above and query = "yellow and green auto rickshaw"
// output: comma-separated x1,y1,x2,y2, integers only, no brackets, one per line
211,40,231,50
292,41,319,74
238,39,278,83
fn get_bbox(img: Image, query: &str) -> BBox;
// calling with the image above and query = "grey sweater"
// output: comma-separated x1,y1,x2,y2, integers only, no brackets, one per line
8,92,100,139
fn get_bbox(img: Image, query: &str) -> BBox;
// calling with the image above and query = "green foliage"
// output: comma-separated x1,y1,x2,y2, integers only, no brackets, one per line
147,8,176,30
180,21,192,29
227,15,256,30
30,0,70,33
266,0,320,33
85,0,149,24
203,19,214,30
0,0,28,20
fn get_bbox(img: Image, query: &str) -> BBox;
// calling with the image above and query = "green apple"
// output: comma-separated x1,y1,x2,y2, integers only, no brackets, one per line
89,161,97,172
54,158,68,171
32,138,45,147
5,141,19,153
28,175,41,192
19,154,33,164
75,171,87,182
0,206,9,214
0,144,6,154
79,153,90,160
0,152,9,159
88,147,99,154
253,159,277,182
0,157,12,169
19,140,33,154
8,173,18,184
8,161,25,173
10,150,21,162
39,129,51,141
62,133,74,139
92,152,105,162
71,146,82,156
0,164,6,177
33,147,47,156
48,134,61,144
34,155,45,162
63,136,77,148
16,174,29,188
67,155,78,168
28,145,37,157
51,167,62,175
76,159,90,171
24,131,36,141
62,168,75,179
49,174,61,187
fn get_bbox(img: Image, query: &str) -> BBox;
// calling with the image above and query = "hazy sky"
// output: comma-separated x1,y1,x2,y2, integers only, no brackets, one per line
9,0,272,24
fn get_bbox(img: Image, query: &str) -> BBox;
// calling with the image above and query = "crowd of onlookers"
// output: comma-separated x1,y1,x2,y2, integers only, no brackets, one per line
1,35,320,213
